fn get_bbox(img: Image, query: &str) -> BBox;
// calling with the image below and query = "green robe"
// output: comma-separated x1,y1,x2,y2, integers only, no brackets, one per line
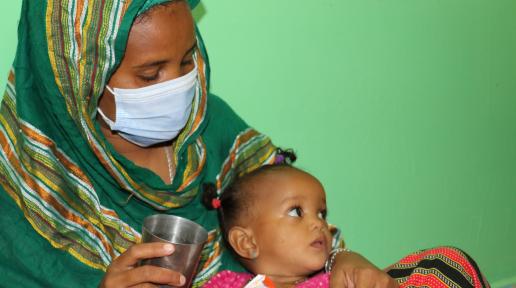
0,0,276,286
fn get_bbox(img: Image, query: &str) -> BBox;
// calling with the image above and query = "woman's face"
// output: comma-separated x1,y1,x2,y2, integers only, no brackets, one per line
98,0,196,120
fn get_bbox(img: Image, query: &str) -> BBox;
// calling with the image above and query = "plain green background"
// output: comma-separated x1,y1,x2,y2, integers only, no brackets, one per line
1,1,515,286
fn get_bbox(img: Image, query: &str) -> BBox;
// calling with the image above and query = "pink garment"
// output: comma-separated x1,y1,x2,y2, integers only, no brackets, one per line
203,270,330,288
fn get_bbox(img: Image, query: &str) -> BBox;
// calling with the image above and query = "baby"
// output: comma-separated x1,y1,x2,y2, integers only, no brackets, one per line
202,152,340,288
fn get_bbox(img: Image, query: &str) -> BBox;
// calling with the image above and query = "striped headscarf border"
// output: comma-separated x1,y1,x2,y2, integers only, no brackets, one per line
1,70,139,269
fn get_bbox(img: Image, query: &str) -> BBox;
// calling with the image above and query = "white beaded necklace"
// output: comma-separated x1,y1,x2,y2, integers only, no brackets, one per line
164,147,175,184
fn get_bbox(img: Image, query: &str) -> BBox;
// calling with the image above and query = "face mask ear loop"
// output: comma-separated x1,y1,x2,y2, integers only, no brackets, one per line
105,85,116,96
97,107,116,128
96,85,117,128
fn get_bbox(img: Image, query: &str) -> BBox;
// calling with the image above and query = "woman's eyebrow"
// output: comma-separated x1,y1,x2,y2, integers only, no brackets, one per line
132,41,197,69
132,59,168,70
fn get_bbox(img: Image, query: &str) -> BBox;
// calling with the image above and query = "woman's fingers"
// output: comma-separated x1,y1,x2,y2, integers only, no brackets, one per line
120,265,186,287
359,268,380,288
329,251,397,288
353,267,397,288
346,273,356,288
128,284,159,288
329,268,349,288
100,243,186,288
111,243,175,270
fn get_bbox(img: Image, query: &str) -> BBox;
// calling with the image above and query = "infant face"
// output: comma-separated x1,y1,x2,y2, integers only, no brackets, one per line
249,168,332,277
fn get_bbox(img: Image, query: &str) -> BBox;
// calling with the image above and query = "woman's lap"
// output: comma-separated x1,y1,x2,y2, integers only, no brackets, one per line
386,246,490,288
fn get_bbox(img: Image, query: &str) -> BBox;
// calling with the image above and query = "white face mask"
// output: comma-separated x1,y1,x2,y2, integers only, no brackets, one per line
98,66,198,147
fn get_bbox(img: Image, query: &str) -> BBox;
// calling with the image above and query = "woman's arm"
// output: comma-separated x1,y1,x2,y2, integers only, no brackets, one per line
329,250,399,288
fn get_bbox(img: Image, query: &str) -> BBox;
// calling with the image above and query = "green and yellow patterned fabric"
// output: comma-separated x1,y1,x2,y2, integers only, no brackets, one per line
0,0,276,286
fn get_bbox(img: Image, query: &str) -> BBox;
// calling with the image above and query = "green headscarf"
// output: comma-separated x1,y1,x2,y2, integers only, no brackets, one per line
0,0,276,286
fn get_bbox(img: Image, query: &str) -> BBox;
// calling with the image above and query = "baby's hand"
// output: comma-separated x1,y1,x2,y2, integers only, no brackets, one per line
329,251,399,288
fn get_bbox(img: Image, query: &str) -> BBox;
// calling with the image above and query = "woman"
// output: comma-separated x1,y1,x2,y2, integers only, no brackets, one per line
0,0,488,287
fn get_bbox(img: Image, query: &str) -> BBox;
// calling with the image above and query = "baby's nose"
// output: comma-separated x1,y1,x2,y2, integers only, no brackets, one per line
310,217,326,231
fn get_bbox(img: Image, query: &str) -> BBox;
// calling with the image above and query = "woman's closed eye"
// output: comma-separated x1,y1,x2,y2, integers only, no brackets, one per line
137,67,162,83
138,73,159,82
181,44,196,65
287,206,303,217
181,58,194,66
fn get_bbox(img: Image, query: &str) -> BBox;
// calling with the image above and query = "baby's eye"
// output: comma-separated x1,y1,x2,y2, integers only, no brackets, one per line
318,209,327,220
287,206,303,217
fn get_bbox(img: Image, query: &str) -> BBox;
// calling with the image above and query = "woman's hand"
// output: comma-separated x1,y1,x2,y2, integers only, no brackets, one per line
99,243,186,288
329,251,399,288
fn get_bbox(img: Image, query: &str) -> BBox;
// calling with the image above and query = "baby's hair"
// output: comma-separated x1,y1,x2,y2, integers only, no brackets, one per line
202,148,297,244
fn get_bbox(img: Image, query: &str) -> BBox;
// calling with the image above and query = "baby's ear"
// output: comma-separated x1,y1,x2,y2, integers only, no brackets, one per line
227,226,259,260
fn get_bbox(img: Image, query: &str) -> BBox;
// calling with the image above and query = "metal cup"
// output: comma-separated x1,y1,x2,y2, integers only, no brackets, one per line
140,214,208,288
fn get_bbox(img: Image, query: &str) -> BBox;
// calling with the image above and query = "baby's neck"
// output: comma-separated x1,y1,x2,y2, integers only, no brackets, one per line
265,274,309,288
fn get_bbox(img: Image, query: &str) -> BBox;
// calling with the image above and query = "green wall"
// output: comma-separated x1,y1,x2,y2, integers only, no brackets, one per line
0,2,19,87
1,1,515,286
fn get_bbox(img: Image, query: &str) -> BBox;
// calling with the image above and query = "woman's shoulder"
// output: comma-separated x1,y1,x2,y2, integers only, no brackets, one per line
203,94,249,146
206,94,247,126
201,94,276,186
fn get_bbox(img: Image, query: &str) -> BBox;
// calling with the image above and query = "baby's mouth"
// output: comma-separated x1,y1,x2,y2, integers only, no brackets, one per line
310,236,326,249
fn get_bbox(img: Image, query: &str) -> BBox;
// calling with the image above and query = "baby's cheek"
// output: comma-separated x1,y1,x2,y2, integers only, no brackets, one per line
325,232,333,253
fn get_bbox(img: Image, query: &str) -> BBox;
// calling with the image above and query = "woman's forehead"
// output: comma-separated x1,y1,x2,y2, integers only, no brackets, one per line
123,1,195,65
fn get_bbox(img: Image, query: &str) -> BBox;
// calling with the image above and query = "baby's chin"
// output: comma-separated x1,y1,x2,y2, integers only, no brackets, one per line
297,257,327,276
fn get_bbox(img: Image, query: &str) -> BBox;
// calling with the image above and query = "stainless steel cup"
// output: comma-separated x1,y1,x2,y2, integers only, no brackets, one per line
140,214,208,288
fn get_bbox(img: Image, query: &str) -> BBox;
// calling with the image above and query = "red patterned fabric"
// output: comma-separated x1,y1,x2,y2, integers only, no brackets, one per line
387,247,490,288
